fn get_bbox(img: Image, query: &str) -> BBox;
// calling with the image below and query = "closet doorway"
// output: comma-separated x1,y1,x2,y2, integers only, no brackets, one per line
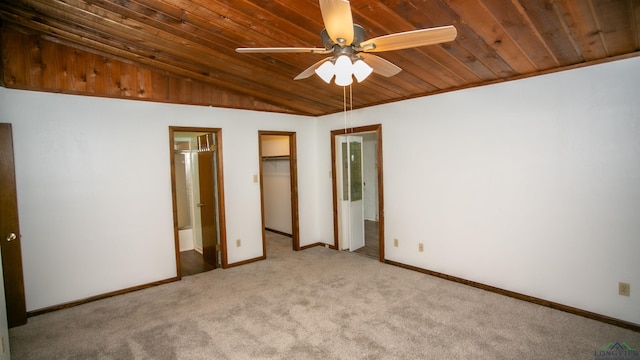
331,124,384,262
258,132,300,253
169,127,227,278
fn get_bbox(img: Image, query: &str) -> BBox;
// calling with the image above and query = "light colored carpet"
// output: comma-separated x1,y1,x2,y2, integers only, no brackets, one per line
9,232,640,359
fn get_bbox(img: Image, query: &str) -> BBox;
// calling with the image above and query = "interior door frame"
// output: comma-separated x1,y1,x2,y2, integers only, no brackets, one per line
169,126,228,278
331,124,384,262
258,131,300,252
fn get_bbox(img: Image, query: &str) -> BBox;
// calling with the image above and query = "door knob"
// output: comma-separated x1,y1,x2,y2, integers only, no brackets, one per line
7,233,16,242
196,203,205,207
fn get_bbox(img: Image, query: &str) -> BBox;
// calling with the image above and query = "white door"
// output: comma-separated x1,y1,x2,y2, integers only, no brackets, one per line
337,135,365,251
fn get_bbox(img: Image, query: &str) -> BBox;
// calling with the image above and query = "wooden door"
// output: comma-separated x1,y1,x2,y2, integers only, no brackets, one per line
0,123,27,327
197,146,218,268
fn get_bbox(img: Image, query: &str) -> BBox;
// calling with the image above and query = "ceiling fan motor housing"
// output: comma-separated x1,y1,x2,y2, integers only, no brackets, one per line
321,24,366,50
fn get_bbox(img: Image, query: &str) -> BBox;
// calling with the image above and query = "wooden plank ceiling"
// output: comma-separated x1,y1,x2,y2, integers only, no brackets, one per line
0,0,638,116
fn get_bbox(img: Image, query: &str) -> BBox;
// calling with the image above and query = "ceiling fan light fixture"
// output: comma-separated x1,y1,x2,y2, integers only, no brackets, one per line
315,61,335,83
352,59,373,82
334,55,354,86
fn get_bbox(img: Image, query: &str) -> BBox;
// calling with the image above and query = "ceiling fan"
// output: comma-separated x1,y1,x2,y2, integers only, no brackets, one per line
236,0,457,86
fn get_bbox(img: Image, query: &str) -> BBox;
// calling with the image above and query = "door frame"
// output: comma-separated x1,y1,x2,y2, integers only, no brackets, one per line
258,131,300,252
331,124,384,262
169,127,228,278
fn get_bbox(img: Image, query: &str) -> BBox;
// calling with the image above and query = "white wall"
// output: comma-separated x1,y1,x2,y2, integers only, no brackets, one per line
315,57,640,325
1,56,638,326
0,88,319,311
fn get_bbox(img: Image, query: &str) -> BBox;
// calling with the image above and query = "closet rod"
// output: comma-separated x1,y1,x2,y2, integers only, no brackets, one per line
261,155,290,161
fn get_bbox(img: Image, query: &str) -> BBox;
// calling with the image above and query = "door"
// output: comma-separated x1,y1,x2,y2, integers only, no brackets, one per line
197,134,218,268
0,123,27,327
338,135,365,251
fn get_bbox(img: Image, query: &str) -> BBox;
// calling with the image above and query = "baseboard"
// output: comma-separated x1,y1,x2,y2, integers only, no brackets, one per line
225,255,266,268
384,260,640,333
265,228,292,237
27,276,180,317
299,242,335,250
29,251,286,316
28,254,274,316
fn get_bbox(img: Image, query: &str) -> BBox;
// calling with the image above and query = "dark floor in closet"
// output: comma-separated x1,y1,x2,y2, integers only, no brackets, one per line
180,250,215,277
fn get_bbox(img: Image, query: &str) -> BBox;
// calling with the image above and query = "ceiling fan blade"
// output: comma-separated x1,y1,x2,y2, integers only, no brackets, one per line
359,54,402,77
319,0,354,46
360,25,457,52
294,57,333,80
236,47,332,54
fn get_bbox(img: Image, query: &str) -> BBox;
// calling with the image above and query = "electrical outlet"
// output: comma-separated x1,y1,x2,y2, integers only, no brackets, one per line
418,243,424,252
236,239,241,247
619,282,630,297
393,239,398,247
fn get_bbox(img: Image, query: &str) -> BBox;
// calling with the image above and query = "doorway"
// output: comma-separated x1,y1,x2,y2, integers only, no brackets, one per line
169,127,227,278
331,124,384,262
258,132,300,254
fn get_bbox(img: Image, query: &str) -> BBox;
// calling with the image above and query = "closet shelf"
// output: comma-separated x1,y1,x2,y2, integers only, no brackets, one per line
262,156,290,161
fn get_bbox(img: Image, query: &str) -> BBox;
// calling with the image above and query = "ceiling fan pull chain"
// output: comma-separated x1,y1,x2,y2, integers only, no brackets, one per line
343,85,347,133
